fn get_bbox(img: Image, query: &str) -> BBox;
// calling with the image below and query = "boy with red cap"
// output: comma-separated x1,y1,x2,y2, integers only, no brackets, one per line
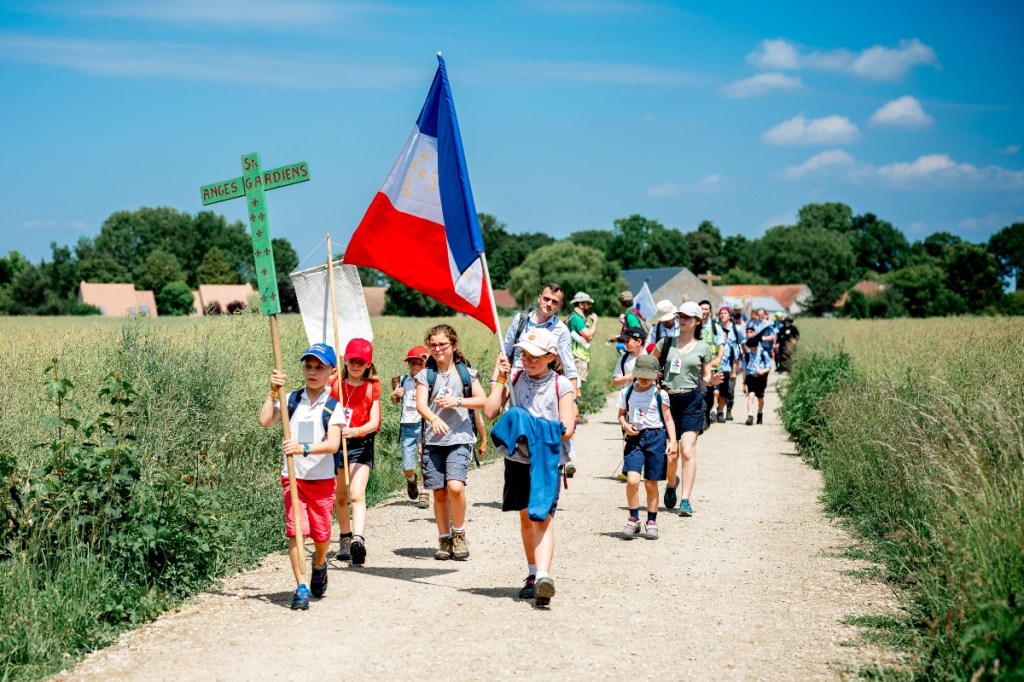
391,345,430,508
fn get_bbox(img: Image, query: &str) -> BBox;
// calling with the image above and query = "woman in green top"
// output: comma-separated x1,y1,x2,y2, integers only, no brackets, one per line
653,300,722,516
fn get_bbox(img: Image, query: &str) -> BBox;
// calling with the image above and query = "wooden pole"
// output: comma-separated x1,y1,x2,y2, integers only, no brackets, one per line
325,234,352,504
481,252,515,408
270,314,305,577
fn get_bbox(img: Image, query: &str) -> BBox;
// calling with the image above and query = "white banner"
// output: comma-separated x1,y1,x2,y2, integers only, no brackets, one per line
290,262,373,359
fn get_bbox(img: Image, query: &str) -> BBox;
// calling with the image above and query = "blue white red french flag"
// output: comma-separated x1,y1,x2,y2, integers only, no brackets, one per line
345,54,497,332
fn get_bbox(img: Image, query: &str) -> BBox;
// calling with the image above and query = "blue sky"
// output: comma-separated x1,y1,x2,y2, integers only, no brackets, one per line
2,0,1022,267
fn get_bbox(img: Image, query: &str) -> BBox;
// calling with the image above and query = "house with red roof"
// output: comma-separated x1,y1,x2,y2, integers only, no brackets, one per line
714,284,812,314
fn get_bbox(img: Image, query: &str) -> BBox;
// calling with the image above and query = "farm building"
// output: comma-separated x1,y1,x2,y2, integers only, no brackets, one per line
78,282,158,317
834,280,889,308
621,267,723,309
192,284,256,315
714,284,812,315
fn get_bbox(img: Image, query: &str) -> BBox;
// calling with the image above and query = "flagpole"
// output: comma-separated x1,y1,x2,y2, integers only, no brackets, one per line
481,252,516,408
325,234,352,508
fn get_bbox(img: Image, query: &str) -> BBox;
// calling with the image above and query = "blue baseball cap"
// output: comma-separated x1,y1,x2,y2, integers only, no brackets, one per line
300,343,336,368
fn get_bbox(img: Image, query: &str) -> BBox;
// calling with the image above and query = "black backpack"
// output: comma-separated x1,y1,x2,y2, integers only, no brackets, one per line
424,359,477,436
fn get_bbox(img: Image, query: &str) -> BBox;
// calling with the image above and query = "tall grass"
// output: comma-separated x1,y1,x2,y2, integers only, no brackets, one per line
780,319,1024,680
0,314,615,681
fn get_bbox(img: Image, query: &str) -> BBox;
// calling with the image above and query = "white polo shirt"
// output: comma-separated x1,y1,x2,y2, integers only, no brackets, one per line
277,388,346,480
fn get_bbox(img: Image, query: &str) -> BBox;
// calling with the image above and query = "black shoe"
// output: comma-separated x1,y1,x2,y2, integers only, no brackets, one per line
406,478,418,500
518,575,537,600
745,415,754,426
350,536,366,566
726,409,733,421
756,413,763,425
663,476,679,510
703,415,711,430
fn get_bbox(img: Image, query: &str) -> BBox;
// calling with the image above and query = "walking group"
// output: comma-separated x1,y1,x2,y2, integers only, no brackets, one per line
259,283,798,611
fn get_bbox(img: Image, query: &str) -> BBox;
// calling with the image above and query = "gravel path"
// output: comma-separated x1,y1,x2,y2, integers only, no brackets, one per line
58,377,896,681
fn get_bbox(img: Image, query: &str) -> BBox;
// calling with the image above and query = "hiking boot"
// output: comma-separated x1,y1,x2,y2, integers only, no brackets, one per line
451,530,470,560
310,562,328,598
745,415,754,426
518,575,537,600
350,536,366,566
645,520,659,539
406,478,418,500
435,535,453,560
290,584,311,610
564,462,576,478
623,516,641,537
678,499,694,517
534,576,556,607
664,476,679,510
336,535,352,562
726,408,733,421
756,412,763,425
417,492,430,509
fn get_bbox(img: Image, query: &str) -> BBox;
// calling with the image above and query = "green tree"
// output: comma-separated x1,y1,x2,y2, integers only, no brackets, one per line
921,231,962,259
756,225,857,314
884,264,948,317
136,250,185,294
943,242,1003,308
722,235,756,271
685,221,726,276
0,251,31,285
77,255,129,283
568,229,614,256
608,214,689,270
41,243,80,300
197,247,241,285
480,213,555,288
720,267,770,285
797,202,854,233
10,264,47,313
507,241,627,315
988,222,1024,281
157,281,196,316
840,289,871,319
850,213,910,273
382,279,454,316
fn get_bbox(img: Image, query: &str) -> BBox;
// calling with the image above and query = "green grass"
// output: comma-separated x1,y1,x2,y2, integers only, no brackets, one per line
780,318,1024,681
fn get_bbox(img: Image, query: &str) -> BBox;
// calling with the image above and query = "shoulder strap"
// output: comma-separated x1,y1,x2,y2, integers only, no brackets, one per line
657,338,670,379
512,311,532,345
426,366,436,392
456,362,473,398
322,397,338,434
618,353,628,375
624,384,634,404
286,389,303,419
400,374,409,385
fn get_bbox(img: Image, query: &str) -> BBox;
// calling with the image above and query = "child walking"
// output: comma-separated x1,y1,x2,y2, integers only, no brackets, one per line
415,324,487,561
259,344,343,610
391,345,430,508
617,354,676,539
742,329,772,425
485,328,576,607
331,338,382,565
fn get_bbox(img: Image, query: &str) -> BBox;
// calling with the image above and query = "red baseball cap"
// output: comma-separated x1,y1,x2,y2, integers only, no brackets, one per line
345,337,373,363
405,345,429,361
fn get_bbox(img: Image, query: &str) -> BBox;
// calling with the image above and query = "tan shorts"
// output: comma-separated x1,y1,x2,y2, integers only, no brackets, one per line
575,359,590,383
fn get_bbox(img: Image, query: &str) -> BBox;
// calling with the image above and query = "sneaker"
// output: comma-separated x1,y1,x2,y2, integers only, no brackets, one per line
406,478,418,500
745,415,754,426
534,576,556,607
310,563,328,598
678,499,694,517
623,516,641,537
518,575,537,600
435,535,453,560
726,408,733,421
703,415,711,430
756,412,763,425
564,462,576,478
336,535,352,562
664,476,679,510
645,520,659,539
290,584,311,610
451,529,470,560
350,536,366,566
417,492,430,509
718,411,727,423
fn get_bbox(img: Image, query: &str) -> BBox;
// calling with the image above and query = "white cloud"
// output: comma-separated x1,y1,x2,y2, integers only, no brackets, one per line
22,220,58,230
747,37,939,81
696,174,726,192
1001,144,1021,155
721,72,802,98
852,154,1024,188
646,183,682,197
875,154,976,182
869,96,933,128
762,114,860,146
784,150,856,179
759,212,796,231
646,175,727,197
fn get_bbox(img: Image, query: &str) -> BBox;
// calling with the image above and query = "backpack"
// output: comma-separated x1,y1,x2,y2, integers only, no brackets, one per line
286,390,341,452
617,353,631,377
656,338,671,387
627,307,650,337
510,310,534,348
425,360,478,436
624,384,666,429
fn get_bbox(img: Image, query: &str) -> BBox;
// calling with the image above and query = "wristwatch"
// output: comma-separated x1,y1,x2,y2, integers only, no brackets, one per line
302,443,310,457
456,396,463,407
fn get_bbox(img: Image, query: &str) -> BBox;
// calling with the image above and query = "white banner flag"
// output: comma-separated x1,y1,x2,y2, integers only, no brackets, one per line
290,262,373,359
633,282,657,321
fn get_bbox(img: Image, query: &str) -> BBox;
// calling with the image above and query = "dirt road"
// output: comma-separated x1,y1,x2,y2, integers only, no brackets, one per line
59,378,895,681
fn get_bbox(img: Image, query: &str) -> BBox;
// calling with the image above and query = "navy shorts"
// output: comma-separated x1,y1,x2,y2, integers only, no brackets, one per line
335,434,375,470
745,373,768,398
622,429,667,481
422,443,472,490
668,389,704,435
502,458,560,516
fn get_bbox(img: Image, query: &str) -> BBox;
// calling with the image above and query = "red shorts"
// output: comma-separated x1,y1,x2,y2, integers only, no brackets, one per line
281,477,336,543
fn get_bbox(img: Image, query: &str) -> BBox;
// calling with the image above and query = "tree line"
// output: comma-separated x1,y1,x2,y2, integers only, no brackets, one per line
1,203,1021,318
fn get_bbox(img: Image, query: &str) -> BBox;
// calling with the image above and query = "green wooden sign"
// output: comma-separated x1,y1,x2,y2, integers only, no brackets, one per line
199,153,310,316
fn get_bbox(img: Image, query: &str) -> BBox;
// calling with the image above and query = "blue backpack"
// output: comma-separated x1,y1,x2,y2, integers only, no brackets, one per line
424,360,478,436
623,384,666,429
286,390,340,446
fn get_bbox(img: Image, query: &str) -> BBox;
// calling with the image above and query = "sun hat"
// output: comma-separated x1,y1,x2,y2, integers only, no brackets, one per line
300,343,336,368
515,327,559,357
405,345,429,361
570,291,595,305
618,290,634,304
654,299,678,322
784,314,794,322
617,326,645,342
633,354,660,380
344,338,373,363
677,301,703,319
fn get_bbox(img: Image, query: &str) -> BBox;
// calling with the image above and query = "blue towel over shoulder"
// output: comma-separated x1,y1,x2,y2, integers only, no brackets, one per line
490,407,565,521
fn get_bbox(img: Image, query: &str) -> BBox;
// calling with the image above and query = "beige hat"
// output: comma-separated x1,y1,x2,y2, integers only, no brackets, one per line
618,290,634,304
654,299,677,322
515,328,559,357
570,291,594,305
677,301,703,319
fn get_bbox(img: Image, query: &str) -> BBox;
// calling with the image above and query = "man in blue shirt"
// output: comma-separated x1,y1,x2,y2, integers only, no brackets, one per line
742,329,772,425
